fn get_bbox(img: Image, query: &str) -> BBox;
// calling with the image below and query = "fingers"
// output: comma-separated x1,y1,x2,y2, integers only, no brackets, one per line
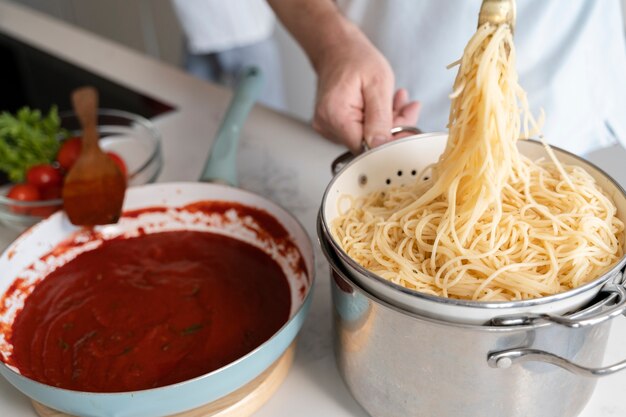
393,100,421,127
393,88,421,125
362,73,394,148
313,79,416,153
314,87,420,151
313,95,364,153
391,88,421,139
393,88,409,110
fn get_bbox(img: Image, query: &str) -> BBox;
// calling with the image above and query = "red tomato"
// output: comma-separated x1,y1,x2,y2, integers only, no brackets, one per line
26,164,63,189
7,183,40,201
56,137,82,170
7,183,40,214
107,152,128,176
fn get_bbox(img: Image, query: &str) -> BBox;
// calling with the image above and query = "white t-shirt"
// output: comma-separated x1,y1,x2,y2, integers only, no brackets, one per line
172,0,275,54
338,0,626,155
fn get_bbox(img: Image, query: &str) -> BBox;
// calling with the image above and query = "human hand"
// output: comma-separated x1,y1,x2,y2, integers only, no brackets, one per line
311,27,420,153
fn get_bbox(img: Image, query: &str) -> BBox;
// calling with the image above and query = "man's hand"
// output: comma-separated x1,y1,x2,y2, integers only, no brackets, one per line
312,27,420,152
268,0,420,152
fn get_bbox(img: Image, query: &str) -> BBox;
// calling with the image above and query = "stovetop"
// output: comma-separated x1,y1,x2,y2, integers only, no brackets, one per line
0,31,175,118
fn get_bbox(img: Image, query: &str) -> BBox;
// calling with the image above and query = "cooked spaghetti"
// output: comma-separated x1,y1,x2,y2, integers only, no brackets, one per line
331,23,624,301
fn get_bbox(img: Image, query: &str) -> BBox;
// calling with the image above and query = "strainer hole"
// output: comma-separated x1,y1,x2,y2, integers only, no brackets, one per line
358,175,368,186
385,178,391,185
411,170,417,176
397,170,403,177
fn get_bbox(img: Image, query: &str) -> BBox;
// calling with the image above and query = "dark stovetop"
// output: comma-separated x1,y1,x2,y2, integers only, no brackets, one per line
0,31,175,118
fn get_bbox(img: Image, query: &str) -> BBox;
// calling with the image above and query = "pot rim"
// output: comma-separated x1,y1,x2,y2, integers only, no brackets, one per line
320,133,626,311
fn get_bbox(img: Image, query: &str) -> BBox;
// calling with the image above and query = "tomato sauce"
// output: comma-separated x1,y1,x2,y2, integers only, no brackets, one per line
8,231,291,392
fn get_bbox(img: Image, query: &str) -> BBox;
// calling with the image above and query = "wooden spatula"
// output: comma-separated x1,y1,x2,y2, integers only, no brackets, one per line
62,87,126,225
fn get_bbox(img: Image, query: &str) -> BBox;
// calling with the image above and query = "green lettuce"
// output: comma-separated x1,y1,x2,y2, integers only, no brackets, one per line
0,106,63,182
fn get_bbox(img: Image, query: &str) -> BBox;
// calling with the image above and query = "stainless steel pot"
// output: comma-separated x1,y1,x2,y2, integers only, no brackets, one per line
320,227,626,417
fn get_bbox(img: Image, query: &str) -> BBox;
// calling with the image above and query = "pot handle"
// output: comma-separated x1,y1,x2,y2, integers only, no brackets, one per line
201,67,264,186
487,348,626,378
490,284,626,329
490,274,626,329
330,126,423,176
488,273,626,378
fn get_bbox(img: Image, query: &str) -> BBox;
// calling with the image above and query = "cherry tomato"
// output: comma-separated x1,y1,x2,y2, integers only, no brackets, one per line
7,183,40,201
107,152,128,176
57,137,82,170
7,183,40,214
26,164,63,189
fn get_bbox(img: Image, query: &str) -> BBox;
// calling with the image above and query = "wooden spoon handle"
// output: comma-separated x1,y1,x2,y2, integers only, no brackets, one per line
71,87,100,151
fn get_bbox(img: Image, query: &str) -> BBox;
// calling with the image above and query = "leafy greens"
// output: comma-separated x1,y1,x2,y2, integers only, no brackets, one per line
0,107,64,182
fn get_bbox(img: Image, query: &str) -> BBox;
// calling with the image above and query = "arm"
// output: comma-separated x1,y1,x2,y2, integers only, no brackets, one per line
268,0,420,152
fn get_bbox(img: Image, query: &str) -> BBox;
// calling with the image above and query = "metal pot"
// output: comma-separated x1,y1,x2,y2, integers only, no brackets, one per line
320,227,626,417
319,130,626,324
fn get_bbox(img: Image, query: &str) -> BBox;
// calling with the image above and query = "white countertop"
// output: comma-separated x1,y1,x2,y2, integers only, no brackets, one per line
2,2,626,416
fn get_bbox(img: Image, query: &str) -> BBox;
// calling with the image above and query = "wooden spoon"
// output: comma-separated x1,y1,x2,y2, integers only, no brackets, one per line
62,87,126,225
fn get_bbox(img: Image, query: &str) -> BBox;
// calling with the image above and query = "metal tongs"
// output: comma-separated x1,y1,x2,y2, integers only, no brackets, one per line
478,0,516,32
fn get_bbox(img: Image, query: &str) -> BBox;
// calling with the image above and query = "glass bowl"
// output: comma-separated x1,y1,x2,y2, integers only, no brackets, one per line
0,109,162,230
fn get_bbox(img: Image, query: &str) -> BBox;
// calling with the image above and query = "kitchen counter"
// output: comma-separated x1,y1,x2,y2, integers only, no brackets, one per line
2,2,626,416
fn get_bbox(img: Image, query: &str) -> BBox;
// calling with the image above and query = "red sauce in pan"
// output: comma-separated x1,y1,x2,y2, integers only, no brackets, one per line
9,231,291,392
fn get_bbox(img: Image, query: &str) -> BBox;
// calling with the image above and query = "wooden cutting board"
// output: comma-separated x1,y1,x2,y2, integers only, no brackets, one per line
32,343,295,417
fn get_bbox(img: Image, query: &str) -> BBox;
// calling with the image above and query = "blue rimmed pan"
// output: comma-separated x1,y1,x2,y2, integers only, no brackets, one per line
0,68,315,417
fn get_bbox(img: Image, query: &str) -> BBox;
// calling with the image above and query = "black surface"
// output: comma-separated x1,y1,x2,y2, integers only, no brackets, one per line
0,31,175,117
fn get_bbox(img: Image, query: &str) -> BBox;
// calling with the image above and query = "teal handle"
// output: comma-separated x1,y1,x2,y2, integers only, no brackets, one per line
201,67,264,185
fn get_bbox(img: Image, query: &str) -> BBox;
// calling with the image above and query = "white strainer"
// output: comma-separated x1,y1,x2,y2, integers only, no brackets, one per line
319,132,626,324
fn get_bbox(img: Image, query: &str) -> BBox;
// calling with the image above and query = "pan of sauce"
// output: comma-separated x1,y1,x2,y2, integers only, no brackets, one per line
0,68,315,417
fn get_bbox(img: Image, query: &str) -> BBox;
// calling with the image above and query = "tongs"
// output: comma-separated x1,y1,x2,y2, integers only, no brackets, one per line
329,0,517,175
478,0,516,32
